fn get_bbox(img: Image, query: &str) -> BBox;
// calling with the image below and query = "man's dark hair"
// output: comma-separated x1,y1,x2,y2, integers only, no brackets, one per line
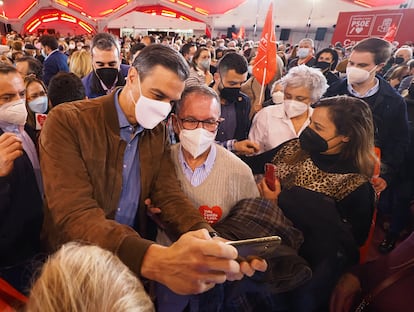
39,35,59,51
215,47,225,60
48,72,86,107
129,42,146,61
180,43,196,57
130,42,146,55
216,51,248,76
15,56,43,80
408,59,414,70
91,32,120,56
0,63,18,75
353,37,392,65
133,44,189,81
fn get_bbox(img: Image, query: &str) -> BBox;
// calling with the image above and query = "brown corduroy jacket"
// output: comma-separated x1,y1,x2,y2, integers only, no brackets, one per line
39,89,212,276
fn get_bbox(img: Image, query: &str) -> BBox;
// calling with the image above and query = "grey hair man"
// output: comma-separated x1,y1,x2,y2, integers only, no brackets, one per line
287,38,316,70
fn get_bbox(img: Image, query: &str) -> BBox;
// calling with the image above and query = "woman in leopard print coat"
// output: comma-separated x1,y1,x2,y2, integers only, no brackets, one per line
246,95,376,311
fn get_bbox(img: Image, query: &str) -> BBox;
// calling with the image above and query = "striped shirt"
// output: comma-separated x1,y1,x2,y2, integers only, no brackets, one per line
178,143,216,187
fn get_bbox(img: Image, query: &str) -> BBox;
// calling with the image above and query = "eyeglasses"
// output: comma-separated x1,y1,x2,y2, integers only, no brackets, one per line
178,117,224,132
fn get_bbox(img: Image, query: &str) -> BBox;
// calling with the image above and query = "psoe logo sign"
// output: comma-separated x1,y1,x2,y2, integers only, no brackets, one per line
371,13,403,36
346,15,375,37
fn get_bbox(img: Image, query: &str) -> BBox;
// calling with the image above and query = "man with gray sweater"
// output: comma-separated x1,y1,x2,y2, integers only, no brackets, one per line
154,85,259,246
151,85,308,311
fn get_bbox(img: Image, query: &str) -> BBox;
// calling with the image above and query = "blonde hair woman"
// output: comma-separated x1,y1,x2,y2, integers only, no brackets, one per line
26,243,154,312
69,50,92,79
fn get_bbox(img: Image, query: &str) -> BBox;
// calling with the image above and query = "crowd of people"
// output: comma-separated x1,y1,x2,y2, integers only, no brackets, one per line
0,29,413,311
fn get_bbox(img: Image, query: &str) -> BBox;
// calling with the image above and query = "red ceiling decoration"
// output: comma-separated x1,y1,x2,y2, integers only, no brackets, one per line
0,0,247,20
0,0,35,19
53,0,127,18
134,5,204,23
165,0,247,15
24,9,95,34
343,0,406,8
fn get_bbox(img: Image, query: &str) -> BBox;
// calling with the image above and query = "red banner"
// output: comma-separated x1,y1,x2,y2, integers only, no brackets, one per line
332,9,414,47
252,3,277,85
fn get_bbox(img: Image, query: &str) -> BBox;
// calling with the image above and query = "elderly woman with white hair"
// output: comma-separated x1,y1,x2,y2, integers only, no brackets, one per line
248,65,328,154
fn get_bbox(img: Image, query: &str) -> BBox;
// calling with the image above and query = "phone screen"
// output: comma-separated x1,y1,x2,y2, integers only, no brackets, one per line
225,236,282,260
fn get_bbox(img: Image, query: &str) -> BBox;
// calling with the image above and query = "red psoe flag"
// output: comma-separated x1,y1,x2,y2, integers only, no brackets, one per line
253,3,277,85
232,26,245,39
206,25,212,38
383,23,397,43
239,26,245,39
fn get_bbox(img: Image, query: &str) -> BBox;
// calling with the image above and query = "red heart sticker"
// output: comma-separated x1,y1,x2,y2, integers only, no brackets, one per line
36,113,48,129
198,205,223,224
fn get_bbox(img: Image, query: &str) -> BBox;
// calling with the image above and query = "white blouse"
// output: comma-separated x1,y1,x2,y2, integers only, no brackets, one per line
248,104,313,154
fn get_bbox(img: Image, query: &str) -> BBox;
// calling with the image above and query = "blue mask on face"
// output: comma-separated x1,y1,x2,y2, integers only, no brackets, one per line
28,95,48,114
297,48,310,59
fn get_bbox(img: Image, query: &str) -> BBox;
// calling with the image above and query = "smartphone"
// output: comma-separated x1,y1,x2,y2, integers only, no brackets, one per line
225,236,282,260
265,163,278,191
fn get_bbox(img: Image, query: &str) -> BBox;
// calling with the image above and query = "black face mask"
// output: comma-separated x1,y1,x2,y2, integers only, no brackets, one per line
220,86,241,102
95,67,119,89
394,57,405,65
299,127,331,153
314,61,332,72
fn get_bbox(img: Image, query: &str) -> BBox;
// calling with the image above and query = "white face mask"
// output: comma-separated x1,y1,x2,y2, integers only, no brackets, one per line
272,91,284,104
69,43,75,49
284,99,308,118
346,65,377,84
0,99,28,126
297,48,310,59
179,128,216,159
28,95,48,114
131,77,172,129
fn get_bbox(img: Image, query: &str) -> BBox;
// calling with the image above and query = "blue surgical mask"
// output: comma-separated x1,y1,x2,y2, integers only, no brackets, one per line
297,48,310,59
28,95,48,114
198,59,210,70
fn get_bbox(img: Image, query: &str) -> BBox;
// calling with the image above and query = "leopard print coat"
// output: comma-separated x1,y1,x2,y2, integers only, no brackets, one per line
272,139,369,201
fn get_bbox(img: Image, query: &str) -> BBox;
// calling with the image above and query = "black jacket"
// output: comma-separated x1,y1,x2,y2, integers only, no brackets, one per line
215,92,251,142
0,126,43,292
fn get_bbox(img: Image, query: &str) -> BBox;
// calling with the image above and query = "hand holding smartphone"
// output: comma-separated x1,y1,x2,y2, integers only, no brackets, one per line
225,236,282,260
264,163,278,191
